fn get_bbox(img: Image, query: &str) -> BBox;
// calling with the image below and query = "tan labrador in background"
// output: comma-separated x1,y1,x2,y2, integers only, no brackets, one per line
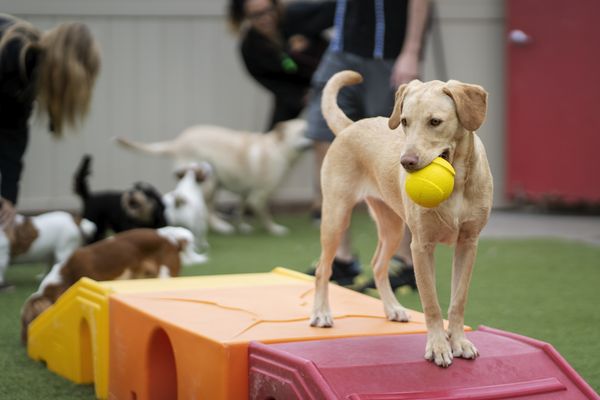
116,119,311,236
310,71,493,368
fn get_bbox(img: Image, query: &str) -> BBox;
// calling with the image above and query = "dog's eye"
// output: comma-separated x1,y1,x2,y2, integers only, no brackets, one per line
430,118,442,127
401,118,407,127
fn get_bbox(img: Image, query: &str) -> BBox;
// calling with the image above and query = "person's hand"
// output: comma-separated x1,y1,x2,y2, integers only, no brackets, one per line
288,34,309,53
390,51,420,88
0,198,16,229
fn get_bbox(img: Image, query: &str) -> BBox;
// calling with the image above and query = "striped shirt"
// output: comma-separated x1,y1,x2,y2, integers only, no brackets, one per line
330,0,409,60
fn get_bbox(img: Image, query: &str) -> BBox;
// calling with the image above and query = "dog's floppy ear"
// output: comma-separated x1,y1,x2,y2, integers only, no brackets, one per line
443,80,488,132
388,83,409,130
389,80,422,130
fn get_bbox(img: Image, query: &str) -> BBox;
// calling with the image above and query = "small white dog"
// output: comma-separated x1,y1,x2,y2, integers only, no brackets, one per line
116,119,311,235
163,163,211,250
0,211,96,288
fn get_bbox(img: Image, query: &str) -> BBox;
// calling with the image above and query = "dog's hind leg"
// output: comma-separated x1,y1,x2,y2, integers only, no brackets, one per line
365,198,410,322
234,195,254,234
247,190,288,236
310,194,355,328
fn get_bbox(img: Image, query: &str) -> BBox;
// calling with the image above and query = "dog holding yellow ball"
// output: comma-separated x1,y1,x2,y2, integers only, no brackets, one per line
310,71,493,369
405,157,455,208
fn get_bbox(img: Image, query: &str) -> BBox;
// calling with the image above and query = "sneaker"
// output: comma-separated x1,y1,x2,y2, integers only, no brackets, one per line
306,257,362,286
0,282,15,293
357,256,417,292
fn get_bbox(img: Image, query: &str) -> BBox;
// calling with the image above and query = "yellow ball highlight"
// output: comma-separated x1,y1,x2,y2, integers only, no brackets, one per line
405,157,455,208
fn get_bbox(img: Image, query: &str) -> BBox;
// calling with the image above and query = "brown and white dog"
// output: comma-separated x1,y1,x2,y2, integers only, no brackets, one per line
310,71,492,368
0,211,96,287
115,119,311,236
20,226,207,343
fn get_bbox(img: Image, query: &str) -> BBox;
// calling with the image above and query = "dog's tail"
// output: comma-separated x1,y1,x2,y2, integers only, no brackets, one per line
322,70,363,136
114,136,175,157
73,154,92,200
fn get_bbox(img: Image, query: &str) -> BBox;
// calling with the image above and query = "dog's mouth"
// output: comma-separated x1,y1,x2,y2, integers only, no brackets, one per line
439,149,450,161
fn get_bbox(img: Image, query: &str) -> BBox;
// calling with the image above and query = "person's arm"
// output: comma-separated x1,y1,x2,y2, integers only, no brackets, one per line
390,0,431,88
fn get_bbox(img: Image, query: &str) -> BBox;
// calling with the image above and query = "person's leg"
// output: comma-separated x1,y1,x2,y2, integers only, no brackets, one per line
0,128,29,205
305,51,363,284
361,59,417,290
388,226,417,290
0,128,28,292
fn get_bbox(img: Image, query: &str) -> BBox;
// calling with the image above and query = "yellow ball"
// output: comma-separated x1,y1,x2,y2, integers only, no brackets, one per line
405,157,455,208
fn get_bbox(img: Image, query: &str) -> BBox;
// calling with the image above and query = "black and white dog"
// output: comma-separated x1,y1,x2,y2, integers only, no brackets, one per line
73,155,167,243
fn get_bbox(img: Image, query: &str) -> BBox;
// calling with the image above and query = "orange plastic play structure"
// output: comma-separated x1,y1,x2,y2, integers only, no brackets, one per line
27,268,320,399
108,272,431,400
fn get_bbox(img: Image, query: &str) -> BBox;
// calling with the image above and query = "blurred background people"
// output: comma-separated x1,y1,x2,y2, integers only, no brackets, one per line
228,0,335,131
0,14,100,291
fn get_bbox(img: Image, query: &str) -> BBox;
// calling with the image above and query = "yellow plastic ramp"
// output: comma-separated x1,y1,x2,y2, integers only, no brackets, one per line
26,268,312,399
27,278,111,398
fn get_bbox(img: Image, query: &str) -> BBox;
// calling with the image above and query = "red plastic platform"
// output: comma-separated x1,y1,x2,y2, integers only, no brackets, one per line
249,326,599,400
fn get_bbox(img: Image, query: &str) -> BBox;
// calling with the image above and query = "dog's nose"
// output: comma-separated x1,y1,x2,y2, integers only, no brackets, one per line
401,154,419,171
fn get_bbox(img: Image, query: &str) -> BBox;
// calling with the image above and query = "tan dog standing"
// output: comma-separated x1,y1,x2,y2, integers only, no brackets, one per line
310,71,492,368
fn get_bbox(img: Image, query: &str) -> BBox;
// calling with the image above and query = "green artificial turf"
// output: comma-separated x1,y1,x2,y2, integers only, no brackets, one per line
1,211,599,398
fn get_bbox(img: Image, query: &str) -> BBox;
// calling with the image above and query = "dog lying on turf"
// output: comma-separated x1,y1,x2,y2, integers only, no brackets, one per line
20,226,207,344
115,119,311,236
310,71,492,368
73,155,167,243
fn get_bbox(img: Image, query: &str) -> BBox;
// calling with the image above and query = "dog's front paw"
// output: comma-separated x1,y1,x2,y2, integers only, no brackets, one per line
425,334,453,367
450,334,479,359
267,224,289,236
310,311,333,328
385,305,410,322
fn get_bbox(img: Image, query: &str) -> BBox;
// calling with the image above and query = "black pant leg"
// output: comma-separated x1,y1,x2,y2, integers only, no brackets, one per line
0,127,29,204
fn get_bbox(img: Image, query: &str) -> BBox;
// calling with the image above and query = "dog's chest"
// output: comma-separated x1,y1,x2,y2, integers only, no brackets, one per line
421,208,460,244
417,191,479,244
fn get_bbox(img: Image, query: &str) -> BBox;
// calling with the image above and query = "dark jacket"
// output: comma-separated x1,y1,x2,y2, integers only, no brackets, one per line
240,1,335,129
0,16,40,204
0,16,39,131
